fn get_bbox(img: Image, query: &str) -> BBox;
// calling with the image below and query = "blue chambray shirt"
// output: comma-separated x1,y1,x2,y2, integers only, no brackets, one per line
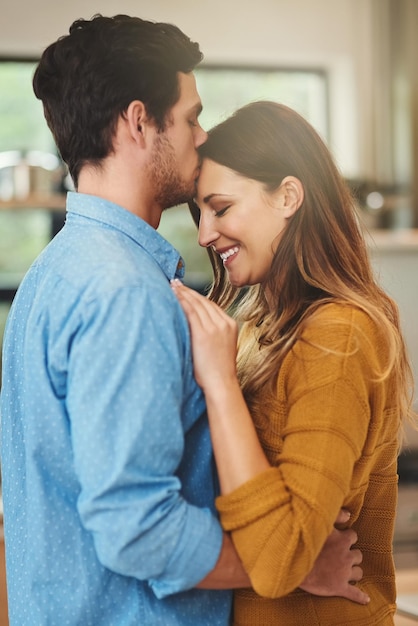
0,192,232,625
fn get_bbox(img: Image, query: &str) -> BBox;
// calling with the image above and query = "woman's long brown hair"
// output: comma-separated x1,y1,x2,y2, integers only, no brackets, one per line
191,101,416,432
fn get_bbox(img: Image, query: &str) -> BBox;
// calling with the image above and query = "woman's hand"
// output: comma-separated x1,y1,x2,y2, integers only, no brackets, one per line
171,280,238,393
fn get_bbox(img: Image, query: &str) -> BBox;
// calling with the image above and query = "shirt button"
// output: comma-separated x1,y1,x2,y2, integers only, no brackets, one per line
177,259,184,271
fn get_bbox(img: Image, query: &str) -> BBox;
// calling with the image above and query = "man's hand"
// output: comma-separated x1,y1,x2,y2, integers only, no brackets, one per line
299,510,370,605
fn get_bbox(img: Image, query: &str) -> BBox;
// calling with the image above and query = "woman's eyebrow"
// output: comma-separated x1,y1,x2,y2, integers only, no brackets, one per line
202,193,232,203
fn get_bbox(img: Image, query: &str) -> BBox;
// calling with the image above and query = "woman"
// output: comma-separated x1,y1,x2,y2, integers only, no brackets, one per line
171,101,416,625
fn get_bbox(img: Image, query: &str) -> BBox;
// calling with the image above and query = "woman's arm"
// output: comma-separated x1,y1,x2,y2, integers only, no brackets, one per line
171,280,270,494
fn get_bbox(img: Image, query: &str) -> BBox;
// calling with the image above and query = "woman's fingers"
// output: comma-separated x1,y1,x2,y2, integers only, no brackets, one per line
171,280,235,333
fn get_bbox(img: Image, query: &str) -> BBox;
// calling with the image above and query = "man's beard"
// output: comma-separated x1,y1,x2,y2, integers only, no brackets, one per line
148,133,196,210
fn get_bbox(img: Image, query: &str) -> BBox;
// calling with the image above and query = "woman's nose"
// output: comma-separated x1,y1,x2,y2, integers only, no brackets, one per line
198,214,218,248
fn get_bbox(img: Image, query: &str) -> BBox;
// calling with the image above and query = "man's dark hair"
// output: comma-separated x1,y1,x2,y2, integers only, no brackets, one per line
33,14,203,187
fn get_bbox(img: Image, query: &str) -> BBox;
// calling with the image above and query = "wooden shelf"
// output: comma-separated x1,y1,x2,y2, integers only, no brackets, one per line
0,194,66,211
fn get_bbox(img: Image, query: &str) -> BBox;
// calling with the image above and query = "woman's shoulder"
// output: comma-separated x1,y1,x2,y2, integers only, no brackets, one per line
280,302,391,394
297,301,387,360
304,301,377,333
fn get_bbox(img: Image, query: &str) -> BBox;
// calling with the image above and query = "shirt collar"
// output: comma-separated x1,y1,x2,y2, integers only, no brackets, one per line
66,191,185,281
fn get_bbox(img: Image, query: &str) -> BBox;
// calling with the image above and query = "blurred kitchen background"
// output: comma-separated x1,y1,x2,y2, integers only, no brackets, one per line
0,0,418,624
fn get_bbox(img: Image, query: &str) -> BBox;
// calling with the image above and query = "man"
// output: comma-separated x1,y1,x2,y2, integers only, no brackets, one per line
0,14,367,625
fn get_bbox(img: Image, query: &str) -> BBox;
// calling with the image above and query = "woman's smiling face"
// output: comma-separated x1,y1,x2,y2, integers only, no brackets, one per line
195,159,291,287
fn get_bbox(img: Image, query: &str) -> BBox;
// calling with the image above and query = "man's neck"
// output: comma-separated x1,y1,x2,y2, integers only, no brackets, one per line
77,167,162,229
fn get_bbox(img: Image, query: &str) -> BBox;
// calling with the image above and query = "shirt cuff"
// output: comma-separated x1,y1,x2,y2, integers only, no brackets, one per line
149,505,224,598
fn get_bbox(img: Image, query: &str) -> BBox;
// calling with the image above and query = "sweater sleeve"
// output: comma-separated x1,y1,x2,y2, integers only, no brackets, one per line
216,305,388,598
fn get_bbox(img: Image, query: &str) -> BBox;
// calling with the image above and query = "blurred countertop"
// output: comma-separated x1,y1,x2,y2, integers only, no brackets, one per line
367,229,418,251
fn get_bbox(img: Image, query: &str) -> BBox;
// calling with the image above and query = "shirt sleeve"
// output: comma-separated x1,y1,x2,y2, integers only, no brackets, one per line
64,282,223,597
216,307,387,598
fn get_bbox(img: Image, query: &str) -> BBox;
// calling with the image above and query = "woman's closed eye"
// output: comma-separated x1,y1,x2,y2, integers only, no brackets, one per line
213,205,231,217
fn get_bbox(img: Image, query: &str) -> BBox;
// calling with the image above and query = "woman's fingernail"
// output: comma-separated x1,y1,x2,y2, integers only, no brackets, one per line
170,278,182,288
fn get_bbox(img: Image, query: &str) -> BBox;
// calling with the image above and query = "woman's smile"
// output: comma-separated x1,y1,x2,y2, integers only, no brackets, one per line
218,246,240,266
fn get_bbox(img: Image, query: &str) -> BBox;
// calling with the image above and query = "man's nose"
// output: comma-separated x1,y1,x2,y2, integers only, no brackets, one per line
195,124,208,148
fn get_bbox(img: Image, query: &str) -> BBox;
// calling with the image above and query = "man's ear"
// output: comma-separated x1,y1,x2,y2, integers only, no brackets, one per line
125,100,149,145
275,176,304,218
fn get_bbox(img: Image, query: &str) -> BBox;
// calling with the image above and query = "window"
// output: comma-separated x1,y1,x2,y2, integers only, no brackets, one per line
194,65,328,138
0,59,61,373
0,59,55,153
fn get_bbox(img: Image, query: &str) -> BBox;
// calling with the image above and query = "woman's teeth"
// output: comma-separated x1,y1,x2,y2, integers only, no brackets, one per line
219,246,239,262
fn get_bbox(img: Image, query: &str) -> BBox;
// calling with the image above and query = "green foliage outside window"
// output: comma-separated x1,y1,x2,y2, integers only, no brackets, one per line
0,61,54,153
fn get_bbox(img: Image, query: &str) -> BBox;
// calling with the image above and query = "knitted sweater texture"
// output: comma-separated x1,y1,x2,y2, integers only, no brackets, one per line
217,303,398,625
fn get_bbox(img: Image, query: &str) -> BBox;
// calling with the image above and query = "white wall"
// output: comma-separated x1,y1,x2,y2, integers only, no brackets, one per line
1,0,377,179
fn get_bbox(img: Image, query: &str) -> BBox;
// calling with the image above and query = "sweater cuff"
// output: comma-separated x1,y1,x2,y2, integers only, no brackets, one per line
216,467,288,531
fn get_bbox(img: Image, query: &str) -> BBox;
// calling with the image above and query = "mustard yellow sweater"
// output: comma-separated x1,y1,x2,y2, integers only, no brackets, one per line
216,303,398,625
